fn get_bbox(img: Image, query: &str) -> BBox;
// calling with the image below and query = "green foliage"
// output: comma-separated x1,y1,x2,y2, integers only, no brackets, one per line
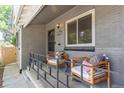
0,5,15,45
11,34,16,46
0,21,8,31
0,5,11,31
2,31,16,46
3,30,12,42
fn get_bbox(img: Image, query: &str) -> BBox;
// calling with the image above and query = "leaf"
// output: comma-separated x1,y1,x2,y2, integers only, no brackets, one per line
0,5,11,32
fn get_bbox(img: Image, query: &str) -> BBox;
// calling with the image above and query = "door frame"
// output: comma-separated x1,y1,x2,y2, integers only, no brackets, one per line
47,29,55,54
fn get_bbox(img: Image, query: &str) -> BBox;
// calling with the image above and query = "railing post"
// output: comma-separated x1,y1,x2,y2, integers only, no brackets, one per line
29,52,31,71
56,58,59,88
40,63,42,70
66,72,69,88
44,72,46,80
39,55,42,70
66,60,69,88
81,63,83,80
34,54,36,65
49,66,51,75
32,53,34,69
37,54,39,80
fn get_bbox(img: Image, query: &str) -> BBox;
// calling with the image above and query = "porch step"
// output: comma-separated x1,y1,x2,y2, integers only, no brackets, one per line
26,66,124,88
22,70,36,88
24,66,52,88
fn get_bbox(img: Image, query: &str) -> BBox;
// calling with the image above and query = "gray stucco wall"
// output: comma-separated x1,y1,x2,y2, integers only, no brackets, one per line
46,6,124,85
21,25,46,69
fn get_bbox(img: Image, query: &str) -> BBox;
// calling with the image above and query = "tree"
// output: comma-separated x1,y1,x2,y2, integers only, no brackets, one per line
0,5,12,31
11,34,16,46
0,5,16,46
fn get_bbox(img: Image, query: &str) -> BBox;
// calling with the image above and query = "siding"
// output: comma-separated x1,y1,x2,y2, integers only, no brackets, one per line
46,5,124,85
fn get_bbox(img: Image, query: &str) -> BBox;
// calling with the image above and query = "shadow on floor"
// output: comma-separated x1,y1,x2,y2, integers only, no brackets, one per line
26,65,124,88
0,64,4,87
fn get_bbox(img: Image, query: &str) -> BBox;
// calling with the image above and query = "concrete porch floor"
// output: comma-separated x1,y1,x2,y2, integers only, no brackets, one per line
2,63,35,88
25,65,124,88
2,63,124,88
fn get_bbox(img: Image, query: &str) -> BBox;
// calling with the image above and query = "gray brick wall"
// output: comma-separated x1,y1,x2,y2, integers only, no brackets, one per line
46,5,124,85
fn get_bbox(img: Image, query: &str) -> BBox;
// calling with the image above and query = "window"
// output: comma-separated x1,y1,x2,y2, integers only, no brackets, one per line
65,9,95,47
67,20,77,44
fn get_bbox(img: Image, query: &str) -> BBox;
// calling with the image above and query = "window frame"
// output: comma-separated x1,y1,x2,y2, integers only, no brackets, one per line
65,9,95,47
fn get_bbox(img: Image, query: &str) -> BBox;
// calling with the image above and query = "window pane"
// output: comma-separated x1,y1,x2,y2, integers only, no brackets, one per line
78,14,92,44
67,20,77,44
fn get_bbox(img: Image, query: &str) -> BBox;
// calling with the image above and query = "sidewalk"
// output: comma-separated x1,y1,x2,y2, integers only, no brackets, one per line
2,63,35,88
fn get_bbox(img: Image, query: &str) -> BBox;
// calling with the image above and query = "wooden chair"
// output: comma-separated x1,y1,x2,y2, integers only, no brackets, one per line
47,53,69,67
71,57,111,88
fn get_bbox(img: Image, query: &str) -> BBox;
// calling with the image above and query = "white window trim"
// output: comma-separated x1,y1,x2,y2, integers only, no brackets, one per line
65,9,95,47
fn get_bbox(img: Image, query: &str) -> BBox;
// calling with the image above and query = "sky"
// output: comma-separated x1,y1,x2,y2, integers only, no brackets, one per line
0,32,3,40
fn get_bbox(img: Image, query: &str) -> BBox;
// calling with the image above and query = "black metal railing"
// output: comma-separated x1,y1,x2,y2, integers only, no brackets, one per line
28,52,124,88
29,52,71,88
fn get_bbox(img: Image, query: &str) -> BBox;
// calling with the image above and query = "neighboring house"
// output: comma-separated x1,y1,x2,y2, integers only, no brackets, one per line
13,5,124,86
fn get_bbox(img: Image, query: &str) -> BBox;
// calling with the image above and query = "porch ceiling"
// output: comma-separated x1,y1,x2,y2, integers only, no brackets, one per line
30,5,75,25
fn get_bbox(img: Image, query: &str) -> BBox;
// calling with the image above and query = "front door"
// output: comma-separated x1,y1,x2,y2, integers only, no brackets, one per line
48,29,55,54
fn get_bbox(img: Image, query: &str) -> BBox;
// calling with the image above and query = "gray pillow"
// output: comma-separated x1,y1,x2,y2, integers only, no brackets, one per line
89,56,99,64
96,54,104,61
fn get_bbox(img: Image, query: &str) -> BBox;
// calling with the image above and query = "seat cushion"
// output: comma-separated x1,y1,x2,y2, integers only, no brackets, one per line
47,58,64,64
71,66,90,80
71,66,106,80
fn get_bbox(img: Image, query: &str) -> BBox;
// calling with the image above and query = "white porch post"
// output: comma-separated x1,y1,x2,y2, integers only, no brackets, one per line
17,25,23,73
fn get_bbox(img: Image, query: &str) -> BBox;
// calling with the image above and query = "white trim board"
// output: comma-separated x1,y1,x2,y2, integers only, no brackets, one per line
24,5,45,28
65,9,95,47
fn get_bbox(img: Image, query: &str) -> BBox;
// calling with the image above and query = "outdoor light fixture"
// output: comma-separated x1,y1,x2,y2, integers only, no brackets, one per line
56,23,61,29
56,23,63,36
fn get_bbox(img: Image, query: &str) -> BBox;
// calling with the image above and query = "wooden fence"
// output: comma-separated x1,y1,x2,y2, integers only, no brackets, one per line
1,46,16,65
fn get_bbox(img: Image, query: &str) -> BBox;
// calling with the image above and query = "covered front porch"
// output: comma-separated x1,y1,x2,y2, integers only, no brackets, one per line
25,52,124,88
17,5,124,88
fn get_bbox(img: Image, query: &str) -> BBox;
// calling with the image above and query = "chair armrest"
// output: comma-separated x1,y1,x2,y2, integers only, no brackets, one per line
92,61,109,67
71,57,90,67
71,57,83,67
47,54,55,59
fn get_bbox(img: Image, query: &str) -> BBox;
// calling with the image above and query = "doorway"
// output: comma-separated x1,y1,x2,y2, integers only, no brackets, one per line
48,29,55,54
